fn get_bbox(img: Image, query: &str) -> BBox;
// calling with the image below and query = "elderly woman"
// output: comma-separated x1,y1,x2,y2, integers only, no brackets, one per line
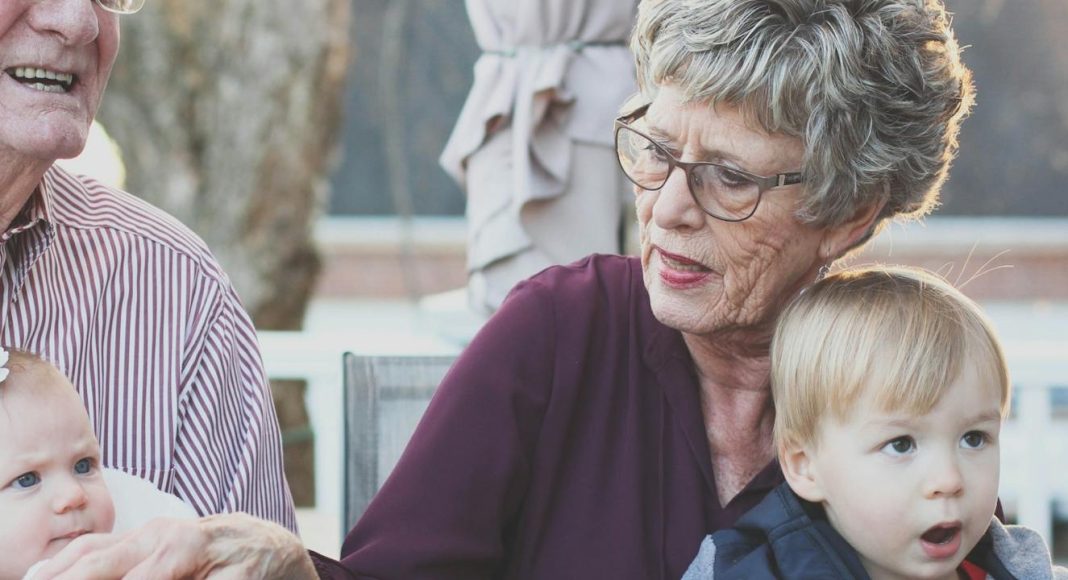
39,0,973,578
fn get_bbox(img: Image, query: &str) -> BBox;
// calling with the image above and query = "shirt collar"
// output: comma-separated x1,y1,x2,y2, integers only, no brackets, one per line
0,168,58,298
2,174,55,242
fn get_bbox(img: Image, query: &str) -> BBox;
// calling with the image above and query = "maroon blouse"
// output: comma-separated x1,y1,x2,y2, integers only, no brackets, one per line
311,254,782,579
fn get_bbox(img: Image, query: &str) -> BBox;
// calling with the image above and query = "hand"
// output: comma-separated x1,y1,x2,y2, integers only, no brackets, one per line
33,513,316,580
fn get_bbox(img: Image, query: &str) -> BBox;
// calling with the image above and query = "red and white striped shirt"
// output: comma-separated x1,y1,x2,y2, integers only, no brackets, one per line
1,165,297,531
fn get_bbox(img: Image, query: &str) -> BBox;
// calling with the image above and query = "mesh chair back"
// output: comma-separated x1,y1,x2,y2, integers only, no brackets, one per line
341,353,456,534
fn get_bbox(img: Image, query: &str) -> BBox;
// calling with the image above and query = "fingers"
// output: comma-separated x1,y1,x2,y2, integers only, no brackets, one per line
33,519,205,580
32,533,135,579
52,548,151,580
206,566,263,580
30,514,314,580
115,518,208,579
122,555,201,580
198,514,318,580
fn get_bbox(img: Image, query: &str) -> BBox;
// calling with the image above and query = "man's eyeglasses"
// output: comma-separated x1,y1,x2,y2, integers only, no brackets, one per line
614,103,804,222
95,0,145,15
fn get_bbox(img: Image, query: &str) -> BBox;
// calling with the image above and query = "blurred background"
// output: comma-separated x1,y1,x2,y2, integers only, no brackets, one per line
65,0,1067,560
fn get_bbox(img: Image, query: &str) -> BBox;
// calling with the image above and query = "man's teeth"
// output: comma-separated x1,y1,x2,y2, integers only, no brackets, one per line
8,67,75,91
28,82,67,93
13,67,74,84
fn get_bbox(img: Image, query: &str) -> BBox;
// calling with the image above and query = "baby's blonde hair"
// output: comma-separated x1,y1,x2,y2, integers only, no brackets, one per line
0,349,74,404
772,266,1010,452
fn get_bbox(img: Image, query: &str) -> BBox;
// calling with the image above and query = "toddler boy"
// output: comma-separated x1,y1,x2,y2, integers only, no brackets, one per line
685,266,1067,579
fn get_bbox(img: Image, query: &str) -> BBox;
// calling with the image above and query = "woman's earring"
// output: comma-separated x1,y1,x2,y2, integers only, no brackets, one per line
816,263,831,281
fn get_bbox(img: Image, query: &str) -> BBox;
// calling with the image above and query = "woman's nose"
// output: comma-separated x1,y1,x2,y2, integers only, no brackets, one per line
651,167,706,231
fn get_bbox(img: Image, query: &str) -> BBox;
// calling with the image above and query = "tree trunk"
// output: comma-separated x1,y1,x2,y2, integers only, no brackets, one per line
98,0,352,505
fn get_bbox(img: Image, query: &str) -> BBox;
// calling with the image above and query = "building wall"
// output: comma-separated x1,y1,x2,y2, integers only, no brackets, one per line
313,216,1068,302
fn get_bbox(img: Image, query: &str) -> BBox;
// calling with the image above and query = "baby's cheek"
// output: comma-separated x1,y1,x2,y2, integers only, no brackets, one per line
0,516,45,577
91,486,117,533
101,496,117,532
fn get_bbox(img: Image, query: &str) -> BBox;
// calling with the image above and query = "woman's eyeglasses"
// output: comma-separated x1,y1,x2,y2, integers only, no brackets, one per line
614,103,804,222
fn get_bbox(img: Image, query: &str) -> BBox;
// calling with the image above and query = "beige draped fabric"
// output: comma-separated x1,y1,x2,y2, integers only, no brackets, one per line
440,0,639,311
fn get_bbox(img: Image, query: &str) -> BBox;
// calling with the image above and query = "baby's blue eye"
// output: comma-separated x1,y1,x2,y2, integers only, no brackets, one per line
74,458,94,474
14,472,40,489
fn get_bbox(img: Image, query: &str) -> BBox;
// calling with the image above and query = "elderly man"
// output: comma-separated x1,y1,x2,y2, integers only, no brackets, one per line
0,0,295,532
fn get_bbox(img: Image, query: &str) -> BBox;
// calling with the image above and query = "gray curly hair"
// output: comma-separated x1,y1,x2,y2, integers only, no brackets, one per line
631,0,974,234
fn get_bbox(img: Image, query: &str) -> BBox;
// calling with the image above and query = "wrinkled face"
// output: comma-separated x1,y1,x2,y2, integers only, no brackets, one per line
804,362,1002,580
635,85,832,338
0,0,120,163
0,369,115,579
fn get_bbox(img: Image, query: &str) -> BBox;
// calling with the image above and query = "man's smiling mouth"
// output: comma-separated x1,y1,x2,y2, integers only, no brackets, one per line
5,67,77,94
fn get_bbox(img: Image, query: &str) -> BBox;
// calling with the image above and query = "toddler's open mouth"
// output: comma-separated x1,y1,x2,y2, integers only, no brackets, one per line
920,522,963,559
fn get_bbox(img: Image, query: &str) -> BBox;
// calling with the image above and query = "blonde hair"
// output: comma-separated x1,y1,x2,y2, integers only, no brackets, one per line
0,349,70,401
771,266,1010,451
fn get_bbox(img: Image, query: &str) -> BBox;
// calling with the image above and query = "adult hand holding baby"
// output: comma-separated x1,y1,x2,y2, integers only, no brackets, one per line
32,514,315,580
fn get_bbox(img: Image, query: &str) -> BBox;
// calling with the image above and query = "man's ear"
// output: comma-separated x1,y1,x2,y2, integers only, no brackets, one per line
819,200,886,262
779,441,826,503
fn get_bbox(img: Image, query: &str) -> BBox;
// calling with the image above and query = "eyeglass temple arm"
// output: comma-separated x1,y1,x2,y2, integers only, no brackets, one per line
777,173,804,187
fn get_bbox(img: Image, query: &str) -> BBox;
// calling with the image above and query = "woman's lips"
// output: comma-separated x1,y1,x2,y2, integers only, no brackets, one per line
655,247,714,288
919,522,962,560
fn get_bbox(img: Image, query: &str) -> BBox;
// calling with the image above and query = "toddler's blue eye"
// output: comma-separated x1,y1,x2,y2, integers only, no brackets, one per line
961,431,987,449
74,458,94,474
882,436,916,456
14,472,40,489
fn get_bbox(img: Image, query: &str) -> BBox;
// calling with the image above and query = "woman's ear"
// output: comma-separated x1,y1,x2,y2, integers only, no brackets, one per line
819,200,886,261
779,441,826,503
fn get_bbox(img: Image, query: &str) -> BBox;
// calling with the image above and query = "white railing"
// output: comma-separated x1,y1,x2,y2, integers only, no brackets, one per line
259,330,1068,546
996,339,1068,543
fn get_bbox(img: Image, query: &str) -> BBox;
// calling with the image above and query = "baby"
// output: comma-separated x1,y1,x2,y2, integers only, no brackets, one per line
684,266,1067,579
0,349,114,580
0,348,197,579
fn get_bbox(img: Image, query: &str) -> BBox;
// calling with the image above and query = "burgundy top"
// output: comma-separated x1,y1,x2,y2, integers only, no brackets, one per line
312,254,782,579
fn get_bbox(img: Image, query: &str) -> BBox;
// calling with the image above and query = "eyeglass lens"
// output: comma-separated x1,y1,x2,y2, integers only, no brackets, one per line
96,0,145,14
616,126,762,220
